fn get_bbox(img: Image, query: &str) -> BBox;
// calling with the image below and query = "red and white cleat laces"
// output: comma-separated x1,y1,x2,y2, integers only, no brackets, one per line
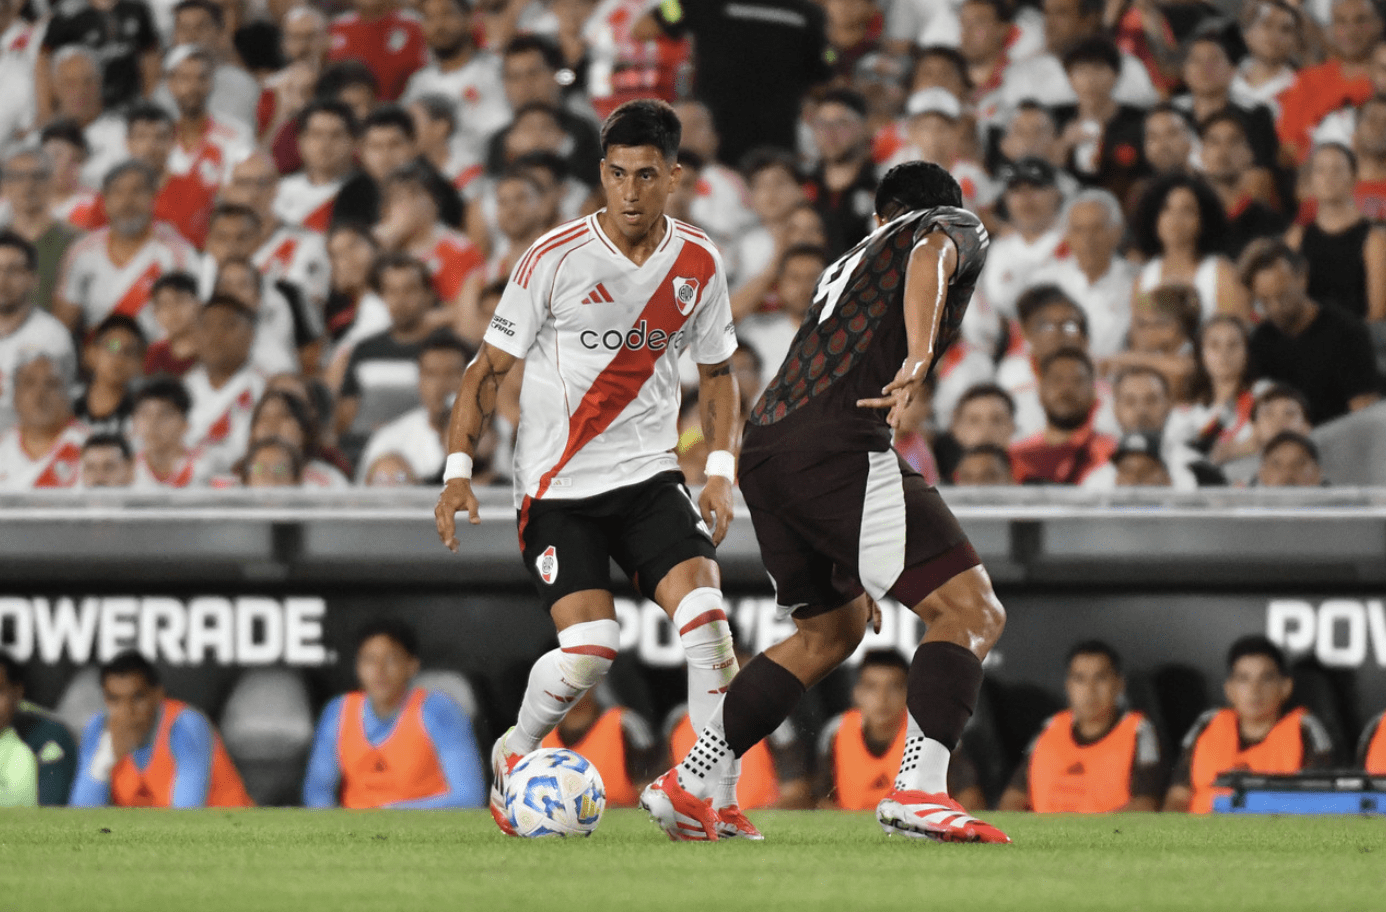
876,788,1011,844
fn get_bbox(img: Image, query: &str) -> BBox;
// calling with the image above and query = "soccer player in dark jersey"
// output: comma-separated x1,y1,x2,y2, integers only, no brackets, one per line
642,161,1011,843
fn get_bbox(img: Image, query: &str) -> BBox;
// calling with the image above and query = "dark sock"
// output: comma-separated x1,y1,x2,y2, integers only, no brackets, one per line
907,641,984,751
721,654,806,756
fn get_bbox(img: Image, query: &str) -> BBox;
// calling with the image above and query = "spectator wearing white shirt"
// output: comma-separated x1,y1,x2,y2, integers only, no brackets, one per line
1030,188,1134,359
48,47,128,191
0,231,76,436
980,157,1065,322
1233,0,1303,117
0,0,42,151
154,0,261,133
358,331,472,484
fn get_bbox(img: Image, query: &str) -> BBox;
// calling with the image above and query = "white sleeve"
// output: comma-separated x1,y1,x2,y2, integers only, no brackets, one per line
482,274,545,359
687,259,737,365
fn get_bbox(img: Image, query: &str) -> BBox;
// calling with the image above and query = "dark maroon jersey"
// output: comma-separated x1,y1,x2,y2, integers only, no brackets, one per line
744,206,989,458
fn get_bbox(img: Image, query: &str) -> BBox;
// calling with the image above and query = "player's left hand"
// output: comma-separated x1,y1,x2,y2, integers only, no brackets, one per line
856,358,928,430
699,475,734,546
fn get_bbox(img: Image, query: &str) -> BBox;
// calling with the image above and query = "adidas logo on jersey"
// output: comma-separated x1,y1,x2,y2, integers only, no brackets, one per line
580,283,615,305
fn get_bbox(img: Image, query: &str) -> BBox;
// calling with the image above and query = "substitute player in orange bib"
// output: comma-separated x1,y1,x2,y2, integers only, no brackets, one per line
435,100,758,838
643,161,1011,843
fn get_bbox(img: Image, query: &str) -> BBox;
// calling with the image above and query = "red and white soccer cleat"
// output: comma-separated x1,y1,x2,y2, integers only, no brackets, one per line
639,771,720,841
876,788,1011,844
489,726,524,837
714,805,764,841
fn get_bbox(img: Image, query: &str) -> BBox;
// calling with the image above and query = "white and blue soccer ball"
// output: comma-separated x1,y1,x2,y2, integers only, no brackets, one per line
504,748,606,838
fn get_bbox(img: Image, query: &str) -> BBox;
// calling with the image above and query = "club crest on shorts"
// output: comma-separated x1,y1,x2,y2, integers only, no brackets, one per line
672,276,700,315
536,545,559,585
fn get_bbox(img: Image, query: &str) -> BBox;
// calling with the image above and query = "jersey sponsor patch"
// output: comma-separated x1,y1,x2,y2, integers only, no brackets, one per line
489,314,516,337
537,545,559,585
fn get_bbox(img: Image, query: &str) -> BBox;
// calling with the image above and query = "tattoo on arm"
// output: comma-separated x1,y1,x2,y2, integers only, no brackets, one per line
466,348,511,451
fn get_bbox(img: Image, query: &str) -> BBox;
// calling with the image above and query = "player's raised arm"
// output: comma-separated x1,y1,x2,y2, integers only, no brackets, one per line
434,342,519,550
856,230,958,429
696,359,740,545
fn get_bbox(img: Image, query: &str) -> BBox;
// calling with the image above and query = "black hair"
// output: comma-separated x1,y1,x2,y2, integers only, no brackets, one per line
314,61,378,102
1188,315,1253,406
411,93,458,136
677,148,706,172
600,99,682,162
1145,102,1194,131
779,242,829,270
100,650,160,688
956,382,1017,418
251,389,317,453
0,229,37,271
0,650,22,690
817,87,869,120
1113,364,1170,397
740,146,800,184
915,45,972,93
1226,634,1288,676
326,220,381,249
91,313,147,348
961,0,1013,22
1130,173,1228,259
1312,140,1358,175
239,436,304,483
151,271,199,299
420,328,475,363
1251,382,1310,422
1066,639,1123,675
203,293,257,324
1016,283,1085,333
39,119,89,156
134,375,192,417
102,160,160,194
362,104,417,141
1038,345,1095,379
208,202,261,231
83,431,133,460
1185,21,1245,67
1197,107,1251,141
1062,36,1122,73
513,100,564,125
384,160,439,195
1263,429,1320,464
356,617,420,658
512,150,569,183
297,98,359,138
874,160,962,220
370,252,435,296
503,34,565,72
1238,237,1308,287
859,648,910,676
173,0,224,29
126,101,174,129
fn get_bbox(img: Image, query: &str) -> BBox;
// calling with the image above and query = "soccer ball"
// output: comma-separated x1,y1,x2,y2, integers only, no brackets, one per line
504,748,606,838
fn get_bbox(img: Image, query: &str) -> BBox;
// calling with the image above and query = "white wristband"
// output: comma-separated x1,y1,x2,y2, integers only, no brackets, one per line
443,452,473,482
705,450,735,481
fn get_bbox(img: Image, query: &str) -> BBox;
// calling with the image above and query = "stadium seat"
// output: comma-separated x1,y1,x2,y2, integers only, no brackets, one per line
1124,671,1173,758
1289,659,1354,765
1150,664,1210,749
54,668,104,739
219,669,315,806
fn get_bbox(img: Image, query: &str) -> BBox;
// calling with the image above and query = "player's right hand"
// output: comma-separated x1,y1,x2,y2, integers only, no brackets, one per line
435,479,480,552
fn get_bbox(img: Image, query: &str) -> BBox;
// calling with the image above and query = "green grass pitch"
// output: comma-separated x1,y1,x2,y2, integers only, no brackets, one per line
3,809,1384,911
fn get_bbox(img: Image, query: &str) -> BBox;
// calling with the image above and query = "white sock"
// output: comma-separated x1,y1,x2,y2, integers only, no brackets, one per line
673,587,742,808
894,713,952,795
675,699,734,801
511,619,620,755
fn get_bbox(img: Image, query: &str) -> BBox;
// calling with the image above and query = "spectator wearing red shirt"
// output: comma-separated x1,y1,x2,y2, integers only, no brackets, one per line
1010,347,1118,484
1277,0,1382,162
327,0,427,102
144,273,201,378
104,103,216,248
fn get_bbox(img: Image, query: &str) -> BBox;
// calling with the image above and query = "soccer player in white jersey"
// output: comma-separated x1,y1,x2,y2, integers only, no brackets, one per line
434,100,754,840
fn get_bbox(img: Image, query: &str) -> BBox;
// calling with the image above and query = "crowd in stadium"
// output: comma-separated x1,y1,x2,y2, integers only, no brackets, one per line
4,626,1386,810
0,0,1382,489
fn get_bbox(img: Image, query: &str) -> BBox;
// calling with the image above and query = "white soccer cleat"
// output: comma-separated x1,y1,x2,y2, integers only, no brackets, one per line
639,771,720,841
490,726,524,837
876,788,1011,844
714,805,764,841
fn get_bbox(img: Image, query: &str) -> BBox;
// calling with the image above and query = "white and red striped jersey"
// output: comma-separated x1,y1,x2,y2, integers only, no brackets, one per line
273,174,344,233
484,214,736,509
0,309,77,435
402,52,511,168
416,227,484,303
167,115,253,187
52,189,102,230
183,364,265,476
60,225,198,337
0,421,87,489
132,448,209,488
254,223,331,309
